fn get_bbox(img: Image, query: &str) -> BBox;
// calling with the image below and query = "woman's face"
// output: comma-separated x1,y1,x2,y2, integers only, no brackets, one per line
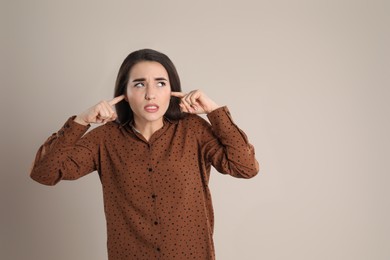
126,61,171,128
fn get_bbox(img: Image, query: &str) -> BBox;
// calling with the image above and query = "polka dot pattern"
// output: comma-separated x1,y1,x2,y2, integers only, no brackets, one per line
30,106,259,259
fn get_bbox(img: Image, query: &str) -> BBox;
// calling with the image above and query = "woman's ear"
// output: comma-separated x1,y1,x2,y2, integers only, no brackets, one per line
123,89,128,102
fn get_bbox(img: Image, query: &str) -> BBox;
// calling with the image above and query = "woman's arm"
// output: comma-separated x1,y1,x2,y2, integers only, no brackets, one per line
30,117,98,185
30,95,125,185
204,106,259,178
172,90,259,178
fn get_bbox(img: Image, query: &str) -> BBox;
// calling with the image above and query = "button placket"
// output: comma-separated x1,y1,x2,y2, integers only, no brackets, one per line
148,142,163,254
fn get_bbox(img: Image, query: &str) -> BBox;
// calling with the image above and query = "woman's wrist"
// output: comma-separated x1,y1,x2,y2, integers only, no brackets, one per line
74,116,89,126
206,103,221,114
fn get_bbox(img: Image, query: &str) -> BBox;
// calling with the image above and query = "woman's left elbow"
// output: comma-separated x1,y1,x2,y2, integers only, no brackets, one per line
237,161,260,179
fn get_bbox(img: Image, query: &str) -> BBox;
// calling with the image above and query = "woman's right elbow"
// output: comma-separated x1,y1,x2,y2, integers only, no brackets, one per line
30,169,61,186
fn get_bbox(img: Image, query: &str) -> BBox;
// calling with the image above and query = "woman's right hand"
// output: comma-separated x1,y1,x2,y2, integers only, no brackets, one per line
74,95,125,125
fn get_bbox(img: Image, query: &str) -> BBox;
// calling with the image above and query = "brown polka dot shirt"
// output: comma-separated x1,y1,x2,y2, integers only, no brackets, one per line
30,106,259,260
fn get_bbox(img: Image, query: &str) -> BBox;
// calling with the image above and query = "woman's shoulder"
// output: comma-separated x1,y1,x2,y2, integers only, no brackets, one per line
179,113,211,129
84,120,124,138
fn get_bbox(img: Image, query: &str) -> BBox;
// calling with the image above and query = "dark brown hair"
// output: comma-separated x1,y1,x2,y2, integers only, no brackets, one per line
114,49,184,124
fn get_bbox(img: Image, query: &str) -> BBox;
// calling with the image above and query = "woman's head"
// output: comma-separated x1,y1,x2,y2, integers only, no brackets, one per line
114,49,183,124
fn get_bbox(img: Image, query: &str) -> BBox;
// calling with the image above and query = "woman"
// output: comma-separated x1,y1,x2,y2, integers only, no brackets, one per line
31,49,259,260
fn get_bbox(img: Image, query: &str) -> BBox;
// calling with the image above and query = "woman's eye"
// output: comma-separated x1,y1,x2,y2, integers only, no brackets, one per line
134,83,144,88
157,82,166,87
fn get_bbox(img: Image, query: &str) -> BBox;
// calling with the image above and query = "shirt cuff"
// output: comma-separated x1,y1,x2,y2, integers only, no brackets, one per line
56,116,91,144
207,106,249,143
207,106,235,131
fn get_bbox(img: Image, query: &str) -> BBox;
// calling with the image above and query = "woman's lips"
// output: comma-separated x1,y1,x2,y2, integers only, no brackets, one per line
144,104,159,113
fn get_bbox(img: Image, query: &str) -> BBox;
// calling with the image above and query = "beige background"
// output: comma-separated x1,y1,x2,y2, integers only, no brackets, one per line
1,0,389,259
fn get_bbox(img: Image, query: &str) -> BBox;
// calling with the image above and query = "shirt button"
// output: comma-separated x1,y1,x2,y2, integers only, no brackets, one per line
151,194,157,199
148,168,153,172
157,247,161,252
154,221,158,225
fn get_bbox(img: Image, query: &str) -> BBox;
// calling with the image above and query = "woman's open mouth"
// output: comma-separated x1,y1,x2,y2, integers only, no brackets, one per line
144,104,159,113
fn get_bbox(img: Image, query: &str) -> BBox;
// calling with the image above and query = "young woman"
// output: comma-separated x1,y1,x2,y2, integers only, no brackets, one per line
31,49,259,260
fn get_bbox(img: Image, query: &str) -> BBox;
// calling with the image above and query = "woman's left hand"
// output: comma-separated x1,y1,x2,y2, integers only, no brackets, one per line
171,90,221,114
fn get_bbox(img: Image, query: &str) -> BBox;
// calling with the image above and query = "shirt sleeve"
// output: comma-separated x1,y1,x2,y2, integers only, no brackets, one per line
30,116,100,186
201,106,259,178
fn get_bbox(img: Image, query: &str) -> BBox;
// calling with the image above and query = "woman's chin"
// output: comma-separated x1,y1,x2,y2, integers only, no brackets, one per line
135,112,165,125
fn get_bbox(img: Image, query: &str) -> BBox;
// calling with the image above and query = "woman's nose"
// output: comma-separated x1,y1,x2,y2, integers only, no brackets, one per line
145,86,156,100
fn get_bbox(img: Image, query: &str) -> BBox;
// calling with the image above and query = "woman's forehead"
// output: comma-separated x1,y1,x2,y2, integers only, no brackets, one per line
129,61,168,79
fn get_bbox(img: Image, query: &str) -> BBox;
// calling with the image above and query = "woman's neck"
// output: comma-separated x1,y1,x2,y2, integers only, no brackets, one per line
133,119,164,141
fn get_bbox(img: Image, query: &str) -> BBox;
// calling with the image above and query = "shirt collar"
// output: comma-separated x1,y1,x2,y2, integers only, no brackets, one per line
120,116,178,133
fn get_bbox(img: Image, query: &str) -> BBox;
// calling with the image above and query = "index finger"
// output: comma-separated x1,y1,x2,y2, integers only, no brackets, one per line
109,95,125,106
171,92,185,98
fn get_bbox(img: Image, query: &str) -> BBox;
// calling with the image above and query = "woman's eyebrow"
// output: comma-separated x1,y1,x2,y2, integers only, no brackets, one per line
132,78,145,82
155,77,168,81
132,77,168,82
